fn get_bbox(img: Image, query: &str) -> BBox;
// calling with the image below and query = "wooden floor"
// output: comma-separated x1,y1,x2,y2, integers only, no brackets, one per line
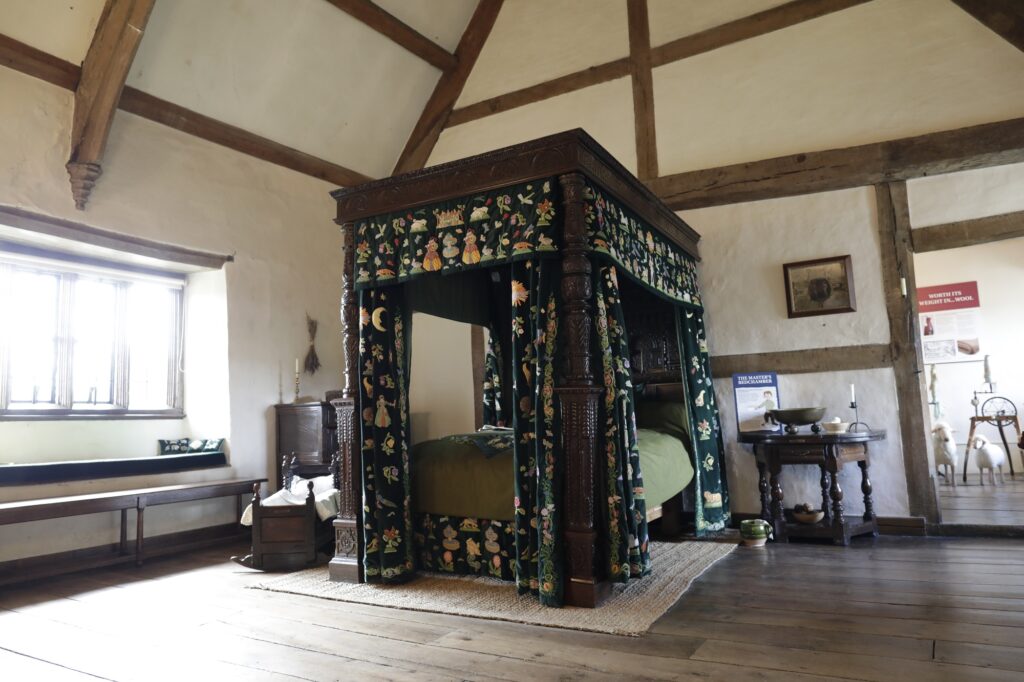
2,537,1024,680
939,473,1024,525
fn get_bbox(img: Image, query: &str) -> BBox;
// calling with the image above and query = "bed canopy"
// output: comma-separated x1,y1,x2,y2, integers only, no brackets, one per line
328,130,729,608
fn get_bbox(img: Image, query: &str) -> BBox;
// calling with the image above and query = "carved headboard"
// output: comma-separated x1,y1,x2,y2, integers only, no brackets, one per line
620,276,682,386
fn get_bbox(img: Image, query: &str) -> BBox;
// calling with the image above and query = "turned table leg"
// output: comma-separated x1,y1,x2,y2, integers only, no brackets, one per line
858,459,877,526
757,459,771,523
820,464,832,523
768,451,786,541
826,448,846,545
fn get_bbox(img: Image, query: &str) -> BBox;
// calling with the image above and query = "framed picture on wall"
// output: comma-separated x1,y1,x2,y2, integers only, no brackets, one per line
783,255,856,318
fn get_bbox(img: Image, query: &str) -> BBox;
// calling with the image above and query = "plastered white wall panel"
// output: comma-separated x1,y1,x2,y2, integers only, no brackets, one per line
908,163,1024,228
431,77,637,173
718,368,909,516
128,0,440,178
0,69,342,559
915,238,1024,473
682,187,890,356
0,0,105,63
654,0,1024,174
374,0,478,52
647,0,790,47
456,0,629,107
409,314,476,443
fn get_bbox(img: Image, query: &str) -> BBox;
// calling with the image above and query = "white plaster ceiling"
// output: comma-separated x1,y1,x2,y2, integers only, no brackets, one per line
374,0,478,52
647,0,790,47
127,0,445,179
653,0,1024,174
455,0,630,107
1,0,106,64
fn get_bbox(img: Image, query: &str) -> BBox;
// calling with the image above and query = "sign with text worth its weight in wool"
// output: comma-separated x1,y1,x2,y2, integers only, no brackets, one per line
918,281,982,364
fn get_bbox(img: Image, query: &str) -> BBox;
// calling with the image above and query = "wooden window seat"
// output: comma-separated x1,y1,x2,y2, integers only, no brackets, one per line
0,478,265,586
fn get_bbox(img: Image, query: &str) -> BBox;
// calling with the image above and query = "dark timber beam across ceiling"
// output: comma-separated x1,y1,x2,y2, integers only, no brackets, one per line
446,0,871,128
649,117,1024,210
323,0,457,72
627,0,658,180
67,0,155,210
392,0,504,174
951,0,1024,54
912,210,1024,253
0,34,372,190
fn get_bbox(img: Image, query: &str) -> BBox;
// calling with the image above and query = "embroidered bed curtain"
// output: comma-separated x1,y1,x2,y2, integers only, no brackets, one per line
353,175,729,604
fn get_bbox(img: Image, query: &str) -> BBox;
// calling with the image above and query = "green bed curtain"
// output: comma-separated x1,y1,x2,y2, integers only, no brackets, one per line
678,309,730,534
594,265,651,581
482,322,505,427
358,286,416,582
509,259,564,606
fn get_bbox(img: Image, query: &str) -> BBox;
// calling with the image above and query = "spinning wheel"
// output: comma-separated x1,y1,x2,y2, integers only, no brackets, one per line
962,397,1022,482
982,396,1017,427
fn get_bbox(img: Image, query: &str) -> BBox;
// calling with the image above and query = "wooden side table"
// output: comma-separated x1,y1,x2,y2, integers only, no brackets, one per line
738,430,886,546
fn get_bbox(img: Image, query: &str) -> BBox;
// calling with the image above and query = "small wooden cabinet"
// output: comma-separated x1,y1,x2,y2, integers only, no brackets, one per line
274,402,338,489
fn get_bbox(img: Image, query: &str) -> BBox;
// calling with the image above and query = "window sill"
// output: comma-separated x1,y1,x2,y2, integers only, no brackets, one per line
0,452,227,486
0,409,185,422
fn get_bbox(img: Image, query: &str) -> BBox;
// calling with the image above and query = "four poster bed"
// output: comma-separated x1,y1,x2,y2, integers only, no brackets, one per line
327,130,730,608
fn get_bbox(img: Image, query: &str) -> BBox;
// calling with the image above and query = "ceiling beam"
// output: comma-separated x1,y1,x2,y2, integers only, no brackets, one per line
67,0,155,210
392,0,504,175
445,0,871,129
627,0,658,180
950,0,1024,53
648,117,1024,210
323,0,457,72
649,0,872,67
912,210,1024,253
447,59,630,127
0,33,372,189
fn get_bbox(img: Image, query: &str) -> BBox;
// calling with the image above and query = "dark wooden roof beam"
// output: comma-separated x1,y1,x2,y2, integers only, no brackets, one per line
324,0,457,72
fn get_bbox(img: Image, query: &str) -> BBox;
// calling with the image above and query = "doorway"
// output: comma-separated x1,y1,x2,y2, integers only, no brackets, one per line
914,236,1024,526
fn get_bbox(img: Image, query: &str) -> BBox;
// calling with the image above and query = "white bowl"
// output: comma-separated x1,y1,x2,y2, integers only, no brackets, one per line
821,421,850,433
793,510,825,524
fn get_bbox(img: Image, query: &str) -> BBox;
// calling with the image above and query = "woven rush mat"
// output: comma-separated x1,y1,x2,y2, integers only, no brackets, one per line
250,540,734,636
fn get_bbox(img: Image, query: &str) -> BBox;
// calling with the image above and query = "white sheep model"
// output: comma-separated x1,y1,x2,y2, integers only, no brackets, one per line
972,434,1006,486
931,421,959,487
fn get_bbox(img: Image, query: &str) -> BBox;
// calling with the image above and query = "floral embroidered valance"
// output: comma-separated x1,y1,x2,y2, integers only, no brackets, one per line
353,179,560,290
583,183,702,309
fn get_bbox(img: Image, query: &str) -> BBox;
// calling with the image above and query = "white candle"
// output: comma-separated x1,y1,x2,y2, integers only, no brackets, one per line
850,383,856,404
295,358,299,374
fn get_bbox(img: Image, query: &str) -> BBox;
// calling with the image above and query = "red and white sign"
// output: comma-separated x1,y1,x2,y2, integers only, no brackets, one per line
918,281,980,313
917,281,982,364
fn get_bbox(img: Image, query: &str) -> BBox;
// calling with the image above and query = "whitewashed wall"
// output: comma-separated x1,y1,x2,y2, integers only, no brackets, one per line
0,69,343,561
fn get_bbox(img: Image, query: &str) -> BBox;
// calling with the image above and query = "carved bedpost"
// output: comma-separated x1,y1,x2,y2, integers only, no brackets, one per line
329,220,364,583
556,172,609,608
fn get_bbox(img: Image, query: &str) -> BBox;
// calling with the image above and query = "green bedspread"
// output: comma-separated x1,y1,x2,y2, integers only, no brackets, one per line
411,427,693,521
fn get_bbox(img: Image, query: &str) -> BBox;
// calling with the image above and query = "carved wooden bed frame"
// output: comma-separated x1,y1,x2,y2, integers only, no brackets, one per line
327,130,702,608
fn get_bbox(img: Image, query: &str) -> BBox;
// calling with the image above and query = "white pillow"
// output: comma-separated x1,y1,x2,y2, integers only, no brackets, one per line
289,474,335,497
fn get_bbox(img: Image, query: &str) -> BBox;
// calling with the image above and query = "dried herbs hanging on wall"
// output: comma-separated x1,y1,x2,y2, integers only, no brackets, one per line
304,313,321,375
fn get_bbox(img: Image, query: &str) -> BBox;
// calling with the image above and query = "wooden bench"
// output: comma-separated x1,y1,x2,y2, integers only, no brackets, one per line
0,478,265,585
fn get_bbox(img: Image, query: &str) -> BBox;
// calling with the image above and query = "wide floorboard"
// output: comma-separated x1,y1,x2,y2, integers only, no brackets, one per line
939,474,1024,525
1,536,1023,680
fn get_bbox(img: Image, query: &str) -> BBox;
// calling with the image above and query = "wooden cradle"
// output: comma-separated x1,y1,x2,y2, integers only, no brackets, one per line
327,130,711,608
232,456,339,571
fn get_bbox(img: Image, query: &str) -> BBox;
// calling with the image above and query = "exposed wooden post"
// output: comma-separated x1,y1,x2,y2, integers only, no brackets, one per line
875,182,940,523
392,0,504,174
556,172,608,608
66,0,155,209
329,221,364,583
627,0,658,180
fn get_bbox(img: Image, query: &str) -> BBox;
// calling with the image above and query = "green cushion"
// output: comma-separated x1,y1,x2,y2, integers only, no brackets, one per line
634,401,690,441
637,427,694,508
